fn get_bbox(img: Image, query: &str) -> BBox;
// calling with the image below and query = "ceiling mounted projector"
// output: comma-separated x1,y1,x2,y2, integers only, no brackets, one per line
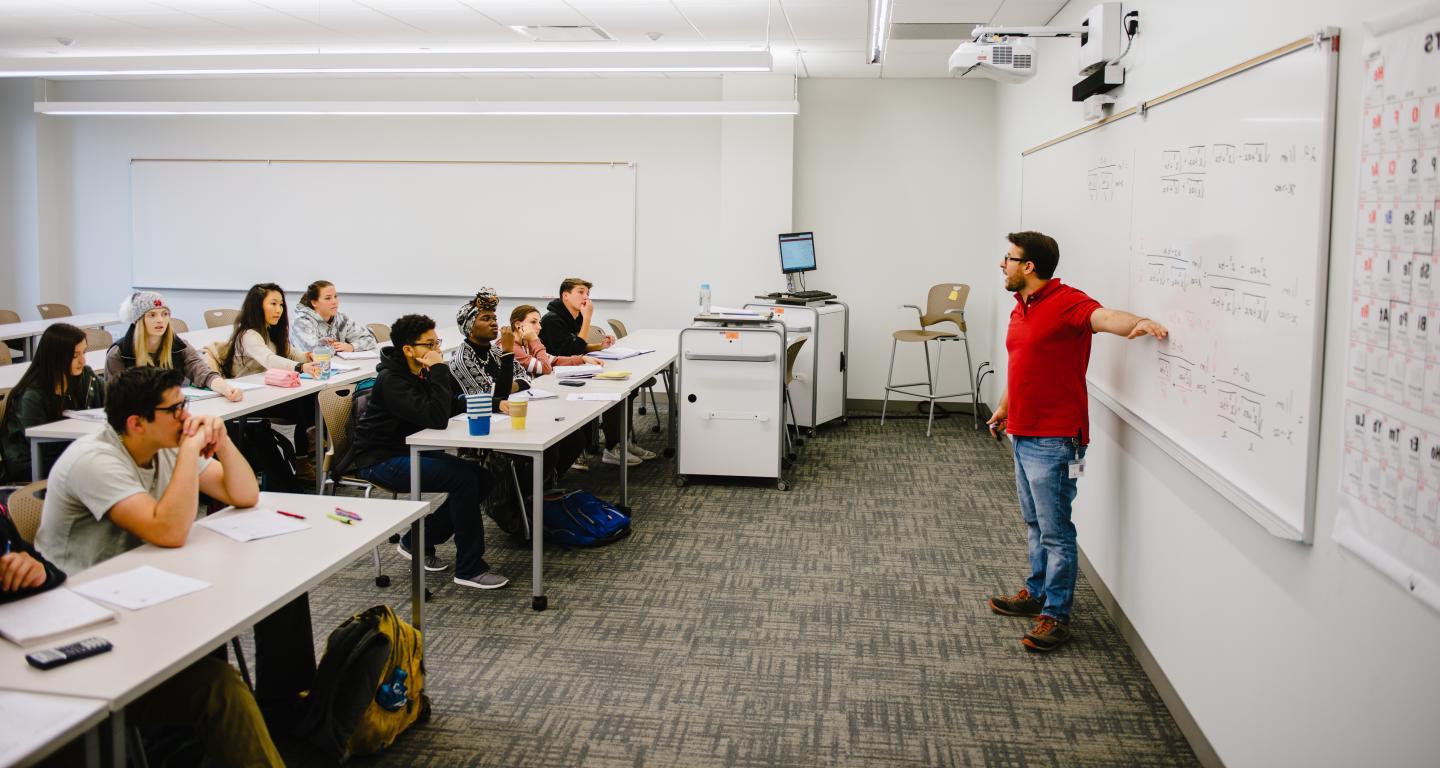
948,36,1038,83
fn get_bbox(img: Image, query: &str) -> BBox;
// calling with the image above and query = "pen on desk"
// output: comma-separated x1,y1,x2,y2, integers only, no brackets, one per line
334,507,362,522
276,510,306,520
326,512,354,526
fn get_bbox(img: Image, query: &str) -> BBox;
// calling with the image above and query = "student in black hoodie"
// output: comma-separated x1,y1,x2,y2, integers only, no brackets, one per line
0,500,65,604
539,277,654,467
351,314,508,590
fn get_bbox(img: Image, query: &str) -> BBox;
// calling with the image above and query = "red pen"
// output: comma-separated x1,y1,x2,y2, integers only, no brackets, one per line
276,510,306,520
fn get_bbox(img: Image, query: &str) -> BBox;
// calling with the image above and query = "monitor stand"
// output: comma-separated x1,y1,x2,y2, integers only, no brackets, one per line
785,273,800,294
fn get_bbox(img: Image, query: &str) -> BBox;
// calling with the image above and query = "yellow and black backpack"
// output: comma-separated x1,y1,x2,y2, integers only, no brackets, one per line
295,604,430,763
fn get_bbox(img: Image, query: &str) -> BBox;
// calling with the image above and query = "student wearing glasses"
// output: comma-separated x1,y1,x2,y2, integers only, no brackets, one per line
346,314,508,590
289,280,377,356
35,366,309,766
106,291,243,402
0,323,104,482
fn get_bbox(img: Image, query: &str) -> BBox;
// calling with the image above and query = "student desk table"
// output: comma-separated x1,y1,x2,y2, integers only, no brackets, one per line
0,313,121,361
0,691,107,767
0,492,430,768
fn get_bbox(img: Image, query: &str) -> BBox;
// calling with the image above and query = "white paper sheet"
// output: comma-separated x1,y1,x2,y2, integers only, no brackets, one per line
61,408,107,422
72,565,210,611
513,387,556,401
0,692,105,756
180,386,221,401
224,380,266,391
0,588,117,646
553,364,604,378
591,346,654,360
336,350,380,360
568,393,623,402
196,508,311,542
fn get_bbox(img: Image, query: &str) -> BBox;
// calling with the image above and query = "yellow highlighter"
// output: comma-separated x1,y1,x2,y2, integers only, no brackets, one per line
326,512,354,526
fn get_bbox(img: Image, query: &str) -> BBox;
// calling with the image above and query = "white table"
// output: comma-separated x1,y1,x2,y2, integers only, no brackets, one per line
404,330,678,611
0,325,229,390
0,492,430,767
0,691,106,768
0,313,121,360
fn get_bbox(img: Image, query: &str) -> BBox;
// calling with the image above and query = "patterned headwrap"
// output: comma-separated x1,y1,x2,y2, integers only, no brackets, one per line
456,287,498,335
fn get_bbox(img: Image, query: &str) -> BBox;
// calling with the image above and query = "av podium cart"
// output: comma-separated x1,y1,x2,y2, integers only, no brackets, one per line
676,318,790,490
745,298,849,434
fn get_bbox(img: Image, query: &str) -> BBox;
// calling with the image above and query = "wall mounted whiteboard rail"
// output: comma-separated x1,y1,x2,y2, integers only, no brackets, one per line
1020,32,1340,541
130,158,638,301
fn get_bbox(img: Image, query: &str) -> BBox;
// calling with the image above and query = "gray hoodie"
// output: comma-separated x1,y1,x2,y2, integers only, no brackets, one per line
289,302,377,356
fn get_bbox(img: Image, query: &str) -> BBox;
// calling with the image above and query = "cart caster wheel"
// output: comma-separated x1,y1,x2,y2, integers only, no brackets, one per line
776,480,790,491
674,475,688,488
532,595,548,611
375,575,391,588
842,417,849,425
663,447,675,458
388,533,401,544
651,425,661,434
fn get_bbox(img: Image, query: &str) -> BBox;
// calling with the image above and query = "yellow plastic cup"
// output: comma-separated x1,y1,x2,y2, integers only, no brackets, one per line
508,395,528,430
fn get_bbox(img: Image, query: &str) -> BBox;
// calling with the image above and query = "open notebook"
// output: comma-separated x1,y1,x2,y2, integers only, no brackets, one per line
0,587,117,646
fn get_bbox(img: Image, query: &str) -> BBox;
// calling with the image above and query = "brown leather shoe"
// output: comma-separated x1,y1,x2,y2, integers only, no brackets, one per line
988,588,1042,617
1022,615,1073,652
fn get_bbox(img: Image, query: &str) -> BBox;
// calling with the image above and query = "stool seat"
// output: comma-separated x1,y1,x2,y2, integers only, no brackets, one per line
892,329,957,343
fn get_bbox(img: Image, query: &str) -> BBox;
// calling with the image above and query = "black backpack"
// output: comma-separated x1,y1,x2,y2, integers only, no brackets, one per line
228,418,298,492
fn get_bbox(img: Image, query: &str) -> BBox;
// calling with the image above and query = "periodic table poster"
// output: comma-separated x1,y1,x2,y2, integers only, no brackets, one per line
1338,3,1440,613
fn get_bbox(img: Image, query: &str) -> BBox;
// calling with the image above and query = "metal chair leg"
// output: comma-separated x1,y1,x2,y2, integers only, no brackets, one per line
962,333,977,429
508,459,531,540
129,727,152,768
924,340,938,437
881,337,899,424
231,637,252,690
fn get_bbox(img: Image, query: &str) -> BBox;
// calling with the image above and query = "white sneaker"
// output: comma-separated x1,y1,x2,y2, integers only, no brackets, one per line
601,447,642,466
571,458,590,472
626,443,657,461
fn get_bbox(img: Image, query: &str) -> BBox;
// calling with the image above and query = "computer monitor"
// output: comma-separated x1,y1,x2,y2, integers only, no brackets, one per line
778,232,817,274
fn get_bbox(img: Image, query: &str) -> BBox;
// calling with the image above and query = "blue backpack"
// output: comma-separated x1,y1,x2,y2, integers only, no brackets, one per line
542,490,631,547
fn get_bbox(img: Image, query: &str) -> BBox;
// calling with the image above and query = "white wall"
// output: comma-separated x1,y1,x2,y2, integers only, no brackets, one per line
0,79,38,314
23,75,794,335
794,78,999,402
991,1,1440,766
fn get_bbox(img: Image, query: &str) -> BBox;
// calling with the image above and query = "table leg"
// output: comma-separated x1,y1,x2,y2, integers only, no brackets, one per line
409,446,425,630
84,725,99,768
313,394,325,495
108,709,125,768
620,399,630,510
29,438,42,482
531,450,546,611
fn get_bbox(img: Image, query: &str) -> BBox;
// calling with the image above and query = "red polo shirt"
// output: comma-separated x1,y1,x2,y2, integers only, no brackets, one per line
1006,278,1102,443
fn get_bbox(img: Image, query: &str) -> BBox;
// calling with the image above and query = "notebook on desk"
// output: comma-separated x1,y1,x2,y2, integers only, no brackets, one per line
0,588,117,647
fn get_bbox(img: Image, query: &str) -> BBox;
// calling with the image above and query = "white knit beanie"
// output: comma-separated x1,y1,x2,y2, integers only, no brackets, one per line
119,291,168,325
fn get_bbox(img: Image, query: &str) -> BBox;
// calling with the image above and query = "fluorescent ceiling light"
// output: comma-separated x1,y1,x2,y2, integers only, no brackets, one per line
0,51,771,78
867,0,894,65
33,101,800,117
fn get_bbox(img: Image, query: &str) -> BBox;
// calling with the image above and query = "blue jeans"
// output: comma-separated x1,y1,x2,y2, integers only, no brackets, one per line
1012,436,1086,623
359,453,493,578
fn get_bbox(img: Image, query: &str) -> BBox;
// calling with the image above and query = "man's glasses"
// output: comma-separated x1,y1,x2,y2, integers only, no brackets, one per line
154,399,189,418
409,340,441,350
1003,256,1028,264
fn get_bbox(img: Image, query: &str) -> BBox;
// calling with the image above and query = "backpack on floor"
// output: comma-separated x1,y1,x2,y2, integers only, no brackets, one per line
228,418,298,492
477,451,534,543
295,604,430,764
543,489,631,547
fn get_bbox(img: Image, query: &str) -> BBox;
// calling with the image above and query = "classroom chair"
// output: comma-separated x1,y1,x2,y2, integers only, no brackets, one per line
84,327,113,352
367,323,391,343
607,319,662,434
0,309,23,362
783,337,808,462
170,317,189,333
881,283,978,437
0,343,10,366
36,303,71,320
6,480,45,542
204,308,239,329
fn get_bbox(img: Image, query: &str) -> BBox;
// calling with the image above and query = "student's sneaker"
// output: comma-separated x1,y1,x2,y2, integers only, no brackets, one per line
1022,615,1073,652
571,458,590,472
987,588,1042,617
627,443,657,461
396,542,449,572
601,447,642,466
454,572,510,590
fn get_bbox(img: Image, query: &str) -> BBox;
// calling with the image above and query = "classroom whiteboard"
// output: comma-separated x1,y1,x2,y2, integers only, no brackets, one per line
1021,36,1339,541
131,159,638,300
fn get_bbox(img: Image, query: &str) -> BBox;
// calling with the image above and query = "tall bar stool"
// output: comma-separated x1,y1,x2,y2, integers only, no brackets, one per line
881,283,977,437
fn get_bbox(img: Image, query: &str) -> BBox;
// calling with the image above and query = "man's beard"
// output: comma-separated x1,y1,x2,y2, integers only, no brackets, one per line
1004,272,1026,292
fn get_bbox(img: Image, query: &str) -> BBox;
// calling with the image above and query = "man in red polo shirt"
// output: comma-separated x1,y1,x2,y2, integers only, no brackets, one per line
985,231,1168,652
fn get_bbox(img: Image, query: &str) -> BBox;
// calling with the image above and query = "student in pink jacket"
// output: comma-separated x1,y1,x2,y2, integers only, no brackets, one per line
509,304,601,375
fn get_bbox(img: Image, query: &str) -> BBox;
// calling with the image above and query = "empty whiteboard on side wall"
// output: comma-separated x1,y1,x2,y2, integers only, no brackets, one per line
1020,36,1339,541
131,159,637,300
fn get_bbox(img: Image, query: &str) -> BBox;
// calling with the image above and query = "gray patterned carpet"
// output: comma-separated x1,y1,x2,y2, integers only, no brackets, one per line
297,407,1199,767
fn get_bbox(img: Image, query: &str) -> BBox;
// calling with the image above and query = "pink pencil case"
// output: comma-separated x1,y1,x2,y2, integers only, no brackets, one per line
264,368,300,388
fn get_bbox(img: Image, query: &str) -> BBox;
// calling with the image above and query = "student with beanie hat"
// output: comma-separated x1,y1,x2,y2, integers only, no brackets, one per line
106,291,243,402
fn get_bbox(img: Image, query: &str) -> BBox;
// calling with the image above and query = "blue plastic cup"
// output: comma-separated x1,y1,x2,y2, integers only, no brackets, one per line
468,414,491,436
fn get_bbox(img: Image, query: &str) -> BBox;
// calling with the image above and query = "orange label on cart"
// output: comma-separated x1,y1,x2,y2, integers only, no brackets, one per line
724,332,740,340
774,307,785,314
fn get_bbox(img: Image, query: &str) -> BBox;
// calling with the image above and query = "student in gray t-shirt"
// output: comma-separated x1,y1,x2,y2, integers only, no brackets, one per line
34,367,291,767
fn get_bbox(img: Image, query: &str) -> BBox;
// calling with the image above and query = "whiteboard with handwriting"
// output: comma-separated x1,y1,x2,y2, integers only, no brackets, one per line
1021,40,1339,540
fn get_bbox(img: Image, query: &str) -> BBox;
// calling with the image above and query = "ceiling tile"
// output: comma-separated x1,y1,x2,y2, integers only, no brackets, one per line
893,0,1000,24
800,50,879,78
989,0,1066,26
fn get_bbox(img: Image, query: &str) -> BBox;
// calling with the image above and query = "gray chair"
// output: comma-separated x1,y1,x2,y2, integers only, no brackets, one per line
83,327,113,352
204,308,239,329
367,323,391,343
170,317,190,334
881,283,977,436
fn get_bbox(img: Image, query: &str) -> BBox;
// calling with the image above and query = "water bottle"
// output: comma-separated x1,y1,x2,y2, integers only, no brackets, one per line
376,667,409,711
699,283,712,314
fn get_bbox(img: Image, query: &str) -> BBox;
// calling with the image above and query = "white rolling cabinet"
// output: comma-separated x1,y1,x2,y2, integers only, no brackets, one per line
745,300,849,433
676,321,790,490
